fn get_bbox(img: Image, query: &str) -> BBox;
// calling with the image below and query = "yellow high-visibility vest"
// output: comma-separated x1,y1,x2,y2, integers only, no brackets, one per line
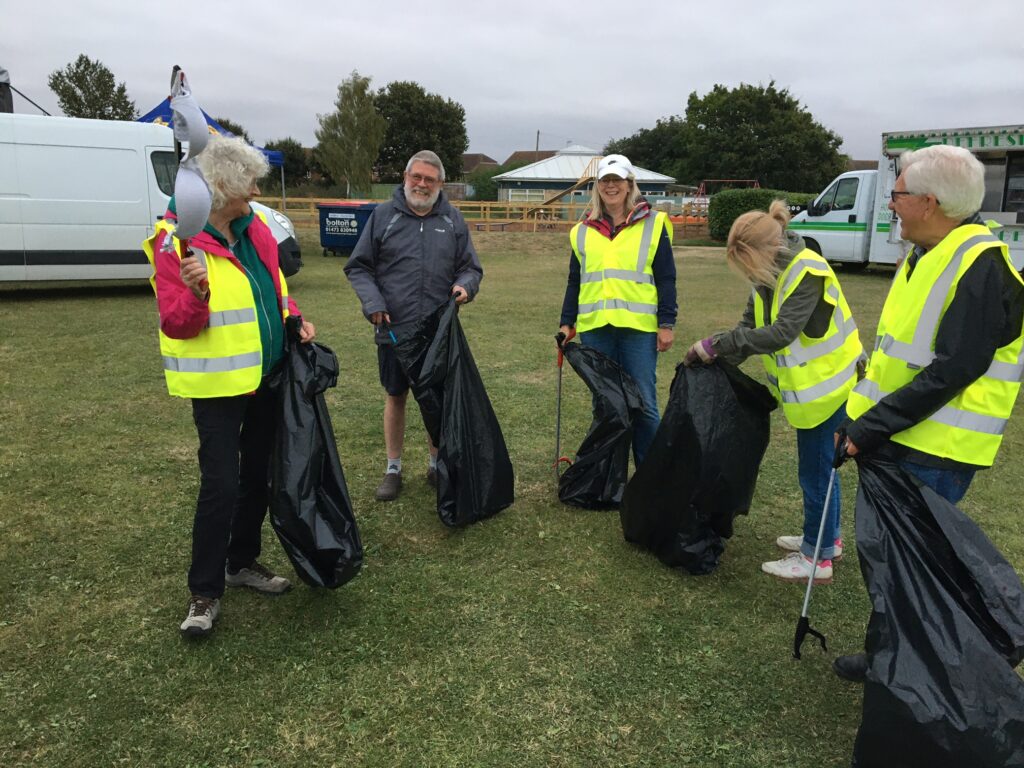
570,211,671,333
143,220,291,398
847,224,1024,466
754,249,864,428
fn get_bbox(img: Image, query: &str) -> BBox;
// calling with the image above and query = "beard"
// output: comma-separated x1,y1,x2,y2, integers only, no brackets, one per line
404,181,440,213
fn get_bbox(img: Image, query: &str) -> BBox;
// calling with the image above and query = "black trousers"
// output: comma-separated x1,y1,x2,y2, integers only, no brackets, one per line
188,381,276,598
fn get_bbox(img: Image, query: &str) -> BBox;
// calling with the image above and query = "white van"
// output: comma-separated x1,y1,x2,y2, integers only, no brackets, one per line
0,113,301,282
790,125,1024,269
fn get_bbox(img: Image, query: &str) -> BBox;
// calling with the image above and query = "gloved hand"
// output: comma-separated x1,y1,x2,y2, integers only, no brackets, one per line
684,337,716,366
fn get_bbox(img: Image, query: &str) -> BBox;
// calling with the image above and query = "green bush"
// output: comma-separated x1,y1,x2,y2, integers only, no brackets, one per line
707,188,816,240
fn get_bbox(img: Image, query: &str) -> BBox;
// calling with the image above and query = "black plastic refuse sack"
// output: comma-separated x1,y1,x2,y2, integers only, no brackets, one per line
852,456,1024,767
620,361,776,575
557,342,646,509
268,318,363,588
392,298,514,527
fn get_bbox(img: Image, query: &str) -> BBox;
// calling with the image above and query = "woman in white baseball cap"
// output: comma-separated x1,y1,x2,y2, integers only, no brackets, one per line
558,153,678,467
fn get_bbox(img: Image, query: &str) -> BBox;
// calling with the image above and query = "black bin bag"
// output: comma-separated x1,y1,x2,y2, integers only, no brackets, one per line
392,299,514,527
852,456,1024,767
620,361,776,575
558,342,646,509
269,318,363,588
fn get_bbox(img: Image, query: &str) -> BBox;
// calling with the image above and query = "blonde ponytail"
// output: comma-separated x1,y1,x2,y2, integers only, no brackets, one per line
725,199,791,288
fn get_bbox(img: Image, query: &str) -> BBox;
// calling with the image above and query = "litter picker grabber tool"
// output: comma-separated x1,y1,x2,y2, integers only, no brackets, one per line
553,329,576,478
793,435,849,659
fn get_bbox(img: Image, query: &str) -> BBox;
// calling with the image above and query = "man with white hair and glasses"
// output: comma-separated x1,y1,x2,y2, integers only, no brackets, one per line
345,150,483,502
834,143,1024,682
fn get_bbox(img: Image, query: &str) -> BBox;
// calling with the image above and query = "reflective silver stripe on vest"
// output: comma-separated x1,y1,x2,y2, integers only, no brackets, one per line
880,233,1002,368
777,358,858,404
206,308,257,328
775,317,858,367
576,224,589,274
280,296,289,311
766,373,779,388
578,299,657,315
580,267,655,285
163,351,262,374
985,357,1024,382
635,214,659,273
852,379,1009,435
780,257,828,296
981,345,1024,382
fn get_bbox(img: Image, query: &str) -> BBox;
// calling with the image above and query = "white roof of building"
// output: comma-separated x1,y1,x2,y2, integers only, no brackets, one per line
493,145,675,184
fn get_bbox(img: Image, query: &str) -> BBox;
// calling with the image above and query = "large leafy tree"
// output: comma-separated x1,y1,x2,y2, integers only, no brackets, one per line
604,116,687,180
315,70,386,196
264,137,309,186
679,82,846,191
606,82,846,192
47,54,137,120
213,117,252,143
374,81,468,182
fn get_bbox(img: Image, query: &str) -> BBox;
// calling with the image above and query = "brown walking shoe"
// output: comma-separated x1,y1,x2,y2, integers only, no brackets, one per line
375,471,402,501
426,466,438,488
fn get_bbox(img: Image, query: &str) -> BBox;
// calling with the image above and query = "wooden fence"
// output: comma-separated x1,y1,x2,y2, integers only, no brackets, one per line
256,197,709,240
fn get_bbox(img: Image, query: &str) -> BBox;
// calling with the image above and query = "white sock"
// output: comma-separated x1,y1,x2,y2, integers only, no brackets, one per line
387,457,402,474
428,454,437,470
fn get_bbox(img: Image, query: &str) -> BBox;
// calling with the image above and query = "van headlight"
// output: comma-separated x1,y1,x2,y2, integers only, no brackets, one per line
272,210,295,237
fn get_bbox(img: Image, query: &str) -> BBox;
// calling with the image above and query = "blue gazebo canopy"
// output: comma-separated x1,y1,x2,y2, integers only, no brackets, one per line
137,98,284,168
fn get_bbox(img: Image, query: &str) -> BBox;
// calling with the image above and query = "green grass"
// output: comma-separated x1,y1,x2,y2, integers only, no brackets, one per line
1,231,1022,767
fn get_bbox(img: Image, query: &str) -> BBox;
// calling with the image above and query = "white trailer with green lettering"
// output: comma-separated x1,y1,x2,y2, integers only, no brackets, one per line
789,124,1024,269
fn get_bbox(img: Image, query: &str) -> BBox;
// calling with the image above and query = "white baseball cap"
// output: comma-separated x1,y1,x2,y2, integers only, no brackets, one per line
597,154,636,180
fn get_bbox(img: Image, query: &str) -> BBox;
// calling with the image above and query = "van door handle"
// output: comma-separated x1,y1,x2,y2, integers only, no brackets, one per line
848,215,857,223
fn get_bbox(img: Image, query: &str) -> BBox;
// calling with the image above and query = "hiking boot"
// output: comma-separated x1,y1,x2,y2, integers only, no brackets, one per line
761,552,833,584
225,561,292,594
833,653,868,683
375,471,402,501
426,466,438,489
776,535,843,561
180,595,220,637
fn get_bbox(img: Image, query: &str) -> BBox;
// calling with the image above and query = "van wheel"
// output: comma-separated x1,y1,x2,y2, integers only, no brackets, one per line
803,238,822,255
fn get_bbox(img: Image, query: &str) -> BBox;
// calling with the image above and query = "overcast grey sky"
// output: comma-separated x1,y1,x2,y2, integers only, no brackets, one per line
5,1,1023,167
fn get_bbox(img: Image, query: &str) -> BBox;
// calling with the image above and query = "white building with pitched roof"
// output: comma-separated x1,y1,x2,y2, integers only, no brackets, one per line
493,145,675,203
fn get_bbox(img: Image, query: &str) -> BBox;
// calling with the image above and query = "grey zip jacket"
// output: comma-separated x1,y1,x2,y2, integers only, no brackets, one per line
344,186,483,344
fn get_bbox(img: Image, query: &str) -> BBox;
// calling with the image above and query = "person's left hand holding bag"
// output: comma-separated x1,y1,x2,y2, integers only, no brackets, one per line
683,337,716,366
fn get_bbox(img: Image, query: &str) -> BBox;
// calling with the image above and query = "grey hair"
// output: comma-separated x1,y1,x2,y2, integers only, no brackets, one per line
405,150,445,182
901,144,985,220
195,135,269,212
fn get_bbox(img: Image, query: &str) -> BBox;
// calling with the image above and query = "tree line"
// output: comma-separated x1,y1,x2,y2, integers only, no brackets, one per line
46,55,847,199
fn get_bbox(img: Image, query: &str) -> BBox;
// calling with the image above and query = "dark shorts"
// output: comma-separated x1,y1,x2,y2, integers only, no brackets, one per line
377,344,412,396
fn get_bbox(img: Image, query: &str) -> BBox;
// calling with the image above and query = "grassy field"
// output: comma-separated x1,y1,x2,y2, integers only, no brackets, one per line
2,231,1023,767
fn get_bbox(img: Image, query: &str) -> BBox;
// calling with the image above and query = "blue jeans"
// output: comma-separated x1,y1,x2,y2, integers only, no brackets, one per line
899,460,975,504
796,405,846,560
579,326,660,466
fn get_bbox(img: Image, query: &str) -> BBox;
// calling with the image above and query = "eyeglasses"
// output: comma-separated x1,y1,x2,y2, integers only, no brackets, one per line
890,190,940,205
407,172,441,186
598,176,629,185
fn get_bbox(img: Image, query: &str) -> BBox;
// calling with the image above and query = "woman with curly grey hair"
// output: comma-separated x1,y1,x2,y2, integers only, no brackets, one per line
144,135,316,638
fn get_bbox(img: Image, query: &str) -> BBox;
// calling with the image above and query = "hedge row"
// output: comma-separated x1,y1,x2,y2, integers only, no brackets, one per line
707,188,817,241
